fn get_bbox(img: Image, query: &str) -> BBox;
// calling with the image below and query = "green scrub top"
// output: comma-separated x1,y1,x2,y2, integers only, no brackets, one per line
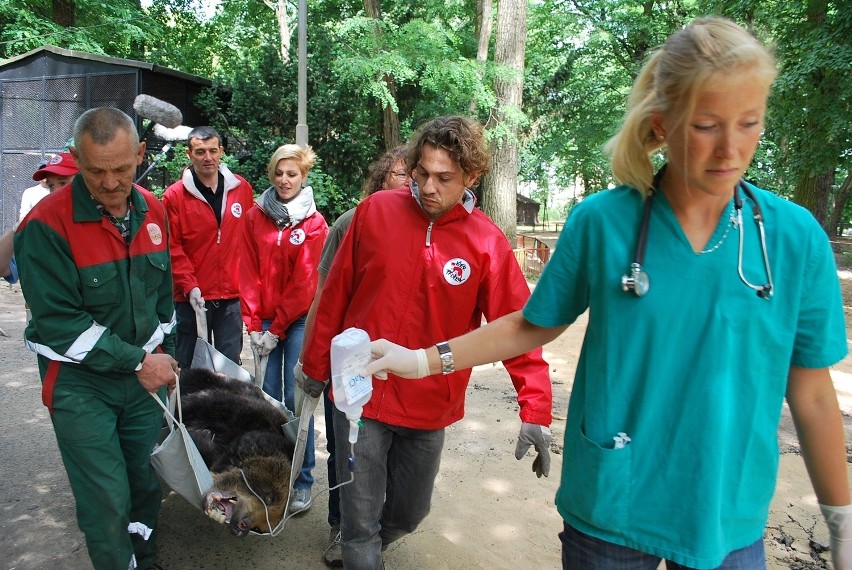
523,184,846,568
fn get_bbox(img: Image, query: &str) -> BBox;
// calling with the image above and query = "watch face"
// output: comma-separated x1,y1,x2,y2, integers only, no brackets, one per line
440,354,451,368
634,269,650,296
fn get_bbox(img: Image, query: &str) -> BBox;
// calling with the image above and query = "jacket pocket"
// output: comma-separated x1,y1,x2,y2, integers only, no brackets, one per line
560,427,632,530
79,264,120,307
143,251,169,294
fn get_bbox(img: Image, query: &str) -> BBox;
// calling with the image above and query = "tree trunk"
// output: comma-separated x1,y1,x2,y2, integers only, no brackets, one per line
364,0,401,150
52,0,75,27
829,172,852,237
788,0,835,233
469,0,493,115
381,77,401,150
481,0,526,244
793,168,834,231
262,0,294,64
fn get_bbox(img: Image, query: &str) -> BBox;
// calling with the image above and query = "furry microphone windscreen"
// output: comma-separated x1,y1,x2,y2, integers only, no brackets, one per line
133,94,183,129
153,123,193,141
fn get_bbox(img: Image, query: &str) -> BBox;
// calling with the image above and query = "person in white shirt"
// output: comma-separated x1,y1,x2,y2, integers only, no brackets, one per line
19,169,48,222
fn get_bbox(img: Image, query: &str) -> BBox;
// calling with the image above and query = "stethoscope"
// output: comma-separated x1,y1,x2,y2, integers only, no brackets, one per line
621,169,775,299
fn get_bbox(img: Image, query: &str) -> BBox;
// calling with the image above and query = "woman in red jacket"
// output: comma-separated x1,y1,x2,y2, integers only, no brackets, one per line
240,143,328,513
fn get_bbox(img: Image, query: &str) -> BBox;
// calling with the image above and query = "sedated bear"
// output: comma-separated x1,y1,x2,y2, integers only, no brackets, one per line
178,368,295,537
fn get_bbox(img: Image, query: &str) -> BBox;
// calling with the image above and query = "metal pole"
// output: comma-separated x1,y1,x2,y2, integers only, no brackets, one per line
296,0,308,147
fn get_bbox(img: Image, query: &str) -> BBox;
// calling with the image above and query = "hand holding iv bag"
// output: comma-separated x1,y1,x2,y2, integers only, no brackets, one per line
331,328,373,443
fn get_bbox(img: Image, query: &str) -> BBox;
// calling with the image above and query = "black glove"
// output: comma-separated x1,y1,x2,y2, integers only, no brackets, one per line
294,360,326,398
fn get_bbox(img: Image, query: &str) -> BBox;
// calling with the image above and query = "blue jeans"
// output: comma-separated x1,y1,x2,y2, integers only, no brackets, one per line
560,522,766,570
261,316,314,489
175,299,243,369
333,408,444,570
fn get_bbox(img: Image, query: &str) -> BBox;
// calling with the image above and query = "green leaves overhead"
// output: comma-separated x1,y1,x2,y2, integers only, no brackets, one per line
0,0,159,60
1,0,850,228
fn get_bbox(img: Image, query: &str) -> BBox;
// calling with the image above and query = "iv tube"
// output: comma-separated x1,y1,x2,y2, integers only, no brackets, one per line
349,419,360,444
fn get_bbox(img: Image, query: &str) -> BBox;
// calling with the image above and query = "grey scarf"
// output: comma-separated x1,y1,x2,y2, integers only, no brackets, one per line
258,185,317,229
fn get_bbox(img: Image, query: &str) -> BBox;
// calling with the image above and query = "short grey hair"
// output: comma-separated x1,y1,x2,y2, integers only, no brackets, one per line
73,107,139,148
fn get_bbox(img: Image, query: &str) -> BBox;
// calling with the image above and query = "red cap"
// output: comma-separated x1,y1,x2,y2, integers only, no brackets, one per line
33,152,79,181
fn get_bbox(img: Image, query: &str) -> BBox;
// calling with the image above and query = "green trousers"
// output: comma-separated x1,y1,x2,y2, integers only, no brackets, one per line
47,363,164,570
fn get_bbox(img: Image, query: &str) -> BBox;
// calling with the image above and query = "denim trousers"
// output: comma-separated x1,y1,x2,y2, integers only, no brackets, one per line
261,316,315,489
174,299,243,369
333,408,444,570
560,522,766,570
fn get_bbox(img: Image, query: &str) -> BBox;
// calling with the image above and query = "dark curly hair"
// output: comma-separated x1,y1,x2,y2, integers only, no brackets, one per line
405,116,491,185
362,146,408,197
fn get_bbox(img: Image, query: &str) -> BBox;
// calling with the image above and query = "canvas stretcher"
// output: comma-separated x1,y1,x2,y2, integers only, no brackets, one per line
155,306,319,536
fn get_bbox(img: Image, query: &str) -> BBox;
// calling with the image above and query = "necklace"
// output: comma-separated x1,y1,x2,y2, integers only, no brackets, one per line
699,211,737,254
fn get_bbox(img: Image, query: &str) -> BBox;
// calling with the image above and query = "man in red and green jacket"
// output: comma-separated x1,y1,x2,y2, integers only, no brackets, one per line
15,107,179,570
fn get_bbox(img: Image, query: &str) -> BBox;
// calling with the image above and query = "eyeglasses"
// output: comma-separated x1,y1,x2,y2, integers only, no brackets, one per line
390,170,409,180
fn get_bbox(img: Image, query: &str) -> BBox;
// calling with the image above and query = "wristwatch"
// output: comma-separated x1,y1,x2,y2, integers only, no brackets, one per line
435,341,454,375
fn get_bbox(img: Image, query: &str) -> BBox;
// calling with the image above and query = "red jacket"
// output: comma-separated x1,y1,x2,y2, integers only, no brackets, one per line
162,165,254,302
302,189,552,430
240,203,328,337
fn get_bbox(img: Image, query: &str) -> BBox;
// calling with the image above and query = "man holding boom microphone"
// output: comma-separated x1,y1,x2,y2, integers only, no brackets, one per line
162,126,254,369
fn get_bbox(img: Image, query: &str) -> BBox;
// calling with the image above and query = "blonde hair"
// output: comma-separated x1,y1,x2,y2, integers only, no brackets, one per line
267,144,317,183
605,17,777,196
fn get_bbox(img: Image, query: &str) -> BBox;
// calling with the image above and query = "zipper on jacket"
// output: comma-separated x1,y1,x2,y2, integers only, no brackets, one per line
425,222,433,246
277,229,283,246
217,228,221,244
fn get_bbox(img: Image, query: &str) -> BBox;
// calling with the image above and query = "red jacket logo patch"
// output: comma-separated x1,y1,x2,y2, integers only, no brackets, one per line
289,228,306,245
443,258,471,285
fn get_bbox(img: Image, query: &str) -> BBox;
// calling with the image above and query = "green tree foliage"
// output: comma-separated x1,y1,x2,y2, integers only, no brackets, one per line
704,0,851,229
142,0,218,77
2,0,850,230
194,0,497,218
0,0,160,60
522,0,693,198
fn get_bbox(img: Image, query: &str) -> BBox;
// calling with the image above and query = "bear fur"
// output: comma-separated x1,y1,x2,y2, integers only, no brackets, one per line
178,367,295,537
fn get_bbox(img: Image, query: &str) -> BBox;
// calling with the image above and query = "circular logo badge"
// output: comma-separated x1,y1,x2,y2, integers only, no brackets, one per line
146,223,163,245
289,228,306,245
443,258,471,286
48,154,63,165
231,203,243,218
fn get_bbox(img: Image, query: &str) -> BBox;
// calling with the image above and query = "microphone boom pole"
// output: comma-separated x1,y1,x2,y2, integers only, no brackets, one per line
135,143,172,185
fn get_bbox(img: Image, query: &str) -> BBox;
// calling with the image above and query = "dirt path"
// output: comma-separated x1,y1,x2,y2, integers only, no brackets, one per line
0,281,849,569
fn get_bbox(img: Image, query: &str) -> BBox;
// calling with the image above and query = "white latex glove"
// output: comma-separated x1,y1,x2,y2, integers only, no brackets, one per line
188,287,205,311
820,503,852,570
362,338,429,380
514,423,552,478
257,330,278,356
249,331,263,352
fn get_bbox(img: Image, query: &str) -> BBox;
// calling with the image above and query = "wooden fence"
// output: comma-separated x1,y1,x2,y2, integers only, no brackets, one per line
517,220,566,233
513,234,551,277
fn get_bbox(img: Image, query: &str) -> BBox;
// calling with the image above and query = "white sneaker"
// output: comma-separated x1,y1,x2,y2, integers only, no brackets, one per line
289,487,312,514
